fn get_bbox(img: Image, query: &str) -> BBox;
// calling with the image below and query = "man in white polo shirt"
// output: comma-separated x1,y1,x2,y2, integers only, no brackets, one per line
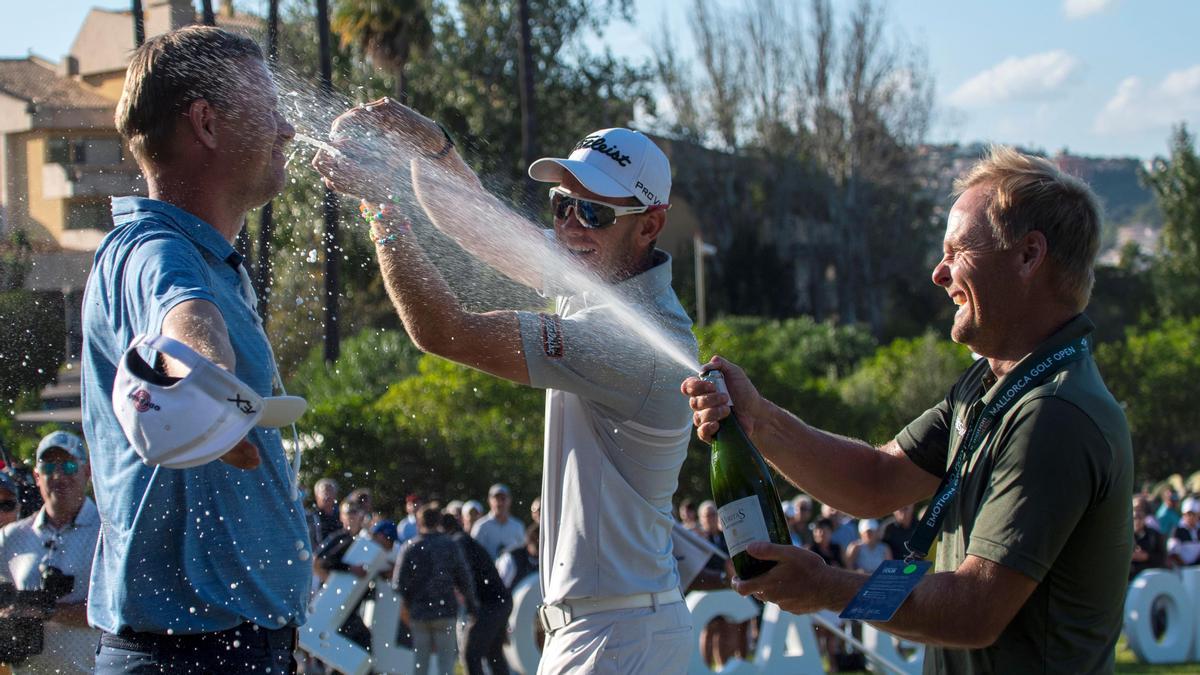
314,101,698,673
471,483,525,559
0,431,101,673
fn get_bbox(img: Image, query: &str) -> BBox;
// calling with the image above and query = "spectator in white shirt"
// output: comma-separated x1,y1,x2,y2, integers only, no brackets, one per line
1168,497,1200,566
471,484,525,559
0,431,101,673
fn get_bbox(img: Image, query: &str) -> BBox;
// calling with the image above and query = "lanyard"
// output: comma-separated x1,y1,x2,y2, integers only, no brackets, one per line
904,334,1091,562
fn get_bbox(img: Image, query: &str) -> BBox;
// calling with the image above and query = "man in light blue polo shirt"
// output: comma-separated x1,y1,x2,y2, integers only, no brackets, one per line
82,26,309,673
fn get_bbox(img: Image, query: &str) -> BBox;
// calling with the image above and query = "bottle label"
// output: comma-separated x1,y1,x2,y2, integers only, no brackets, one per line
718,496,771,558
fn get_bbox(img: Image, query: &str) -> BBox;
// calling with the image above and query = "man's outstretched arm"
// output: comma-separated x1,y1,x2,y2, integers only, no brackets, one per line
160,299,260,469
682,357,940,518
370,210,530,385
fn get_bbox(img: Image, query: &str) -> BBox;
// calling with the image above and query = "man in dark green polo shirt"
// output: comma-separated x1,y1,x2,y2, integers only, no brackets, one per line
683,145,1133,674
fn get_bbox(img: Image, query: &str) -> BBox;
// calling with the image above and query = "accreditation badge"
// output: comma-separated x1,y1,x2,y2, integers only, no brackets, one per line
839,559,932,622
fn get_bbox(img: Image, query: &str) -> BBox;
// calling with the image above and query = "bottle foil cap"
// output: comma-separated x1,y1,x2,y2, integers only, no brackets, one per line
701,369,731,399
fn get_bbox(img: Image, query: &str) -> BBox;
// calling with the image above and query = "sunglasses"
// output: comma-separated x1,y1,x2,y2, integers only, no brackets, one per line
37,460,80,477
0,500,16,513
549,187,653,229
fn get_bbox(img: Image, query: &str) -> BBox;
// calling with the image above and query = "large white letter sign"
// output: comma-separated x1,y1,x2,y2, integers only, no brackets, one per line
299,539,390,675
1124,569,1194,663
861,624,924,675
505,575,544,675
685,590,759,675
360,583,414,674
752,602,825,673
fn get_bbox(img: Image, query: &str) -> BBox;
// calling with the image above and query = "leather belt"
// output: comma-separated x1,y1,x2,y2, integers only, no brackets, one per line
538,588,684,635
100,621,296,653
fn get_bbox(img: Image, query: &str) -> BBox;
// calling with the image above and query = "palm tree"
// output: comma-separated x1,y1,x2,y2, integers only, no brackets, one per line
516,0,538,205
254,0,280,327
331,0,433,104
317,0,341,362
200,0,216,25
132,0,144,46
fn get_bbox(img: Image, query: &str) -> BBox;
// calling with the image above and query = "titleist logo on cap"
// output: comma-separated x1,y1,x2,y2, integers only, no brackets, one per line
573,135,632,167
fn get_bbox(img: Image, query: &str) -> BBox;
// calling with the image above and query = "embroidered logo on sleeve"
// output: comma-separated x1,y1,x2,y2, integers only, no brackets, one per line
539,313,565,359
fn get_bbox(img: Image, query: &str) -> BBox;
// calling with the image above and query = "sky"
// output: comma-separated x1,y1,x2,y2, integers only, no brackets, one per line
5,0,1198,159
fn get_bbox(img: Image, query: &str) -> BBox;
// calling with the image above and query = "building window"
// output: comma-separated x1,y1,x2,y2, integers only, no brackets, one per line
66,201,112,231
46,138,71,165
45,136,124,166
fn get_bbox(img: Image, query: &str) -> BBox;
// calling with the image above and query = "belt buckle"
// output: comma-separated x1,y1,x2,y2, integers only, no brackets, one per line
537,603,572,635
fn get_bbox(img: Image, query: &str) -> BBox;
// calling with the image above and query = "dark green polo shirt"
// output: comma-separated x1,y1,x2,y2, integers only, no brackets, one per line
896,314,1133,675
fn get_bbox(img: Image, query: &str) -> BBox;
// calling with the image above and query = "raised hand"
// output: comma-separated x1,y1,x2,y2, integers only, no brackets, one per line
680,356,767,442
311,98,447,203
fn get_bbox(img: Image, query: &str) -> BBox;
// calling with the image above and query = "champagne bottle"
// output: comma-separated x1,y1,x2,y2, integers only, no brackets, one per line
704,370,792,579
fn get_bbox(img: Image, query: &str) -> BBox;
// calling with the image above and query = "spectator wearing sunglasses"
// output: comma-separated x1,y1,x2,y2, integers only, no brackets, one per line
0,430,101,673
0,471,19,529
315,102,696,674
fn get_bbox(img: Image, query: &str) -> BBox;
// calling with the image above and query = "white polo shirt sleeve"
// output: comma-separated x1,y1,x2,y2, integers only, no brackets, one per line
515,305,655,421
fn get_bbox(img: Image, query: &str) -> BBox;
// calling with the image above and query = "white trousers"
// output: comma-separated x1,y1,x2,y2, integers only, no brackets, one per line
537,600,692,674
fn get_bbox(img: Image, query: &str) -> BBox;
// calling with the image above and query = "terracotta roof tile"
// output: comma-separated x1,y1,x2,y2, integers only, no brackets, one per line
0,58,113,110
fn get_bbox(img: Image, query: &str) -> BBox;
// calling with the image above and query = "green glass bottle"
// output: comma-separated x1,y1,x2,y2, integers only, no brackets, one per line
704,370,793,579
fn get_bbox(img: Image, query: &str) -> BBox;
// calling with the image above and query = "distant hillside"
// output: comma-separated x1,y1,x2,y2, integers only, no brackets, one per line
916,143,1162,258
1053,152,1161,226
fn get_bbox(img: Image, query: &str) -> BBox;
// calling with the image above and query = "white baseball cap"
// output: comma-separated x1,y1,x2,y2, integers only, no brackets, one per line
36,430,88,463
1183,497,1200,515
528,128,671,206
113,334,307,469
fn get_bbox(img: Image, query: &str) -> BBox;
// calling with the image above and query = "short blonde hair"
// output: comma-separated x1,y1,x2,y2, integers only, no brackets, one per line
116,26,263,165
954,145,1101,310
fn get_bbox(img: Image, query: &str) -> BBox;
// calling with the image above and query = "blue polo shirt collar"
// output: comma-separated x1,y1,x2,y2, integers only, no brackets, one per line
111,196,244,270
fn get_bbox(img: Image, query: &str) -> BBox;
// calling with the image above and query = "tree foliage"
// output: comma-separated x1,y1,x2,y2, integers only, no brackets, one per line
1096,318,1200,480
1143,124,1200,318
331,0,433,102
377,357,543,506
678,317,878,499
291,328,543,515
654,0,939,335
840,333,973,444
0,292,64,406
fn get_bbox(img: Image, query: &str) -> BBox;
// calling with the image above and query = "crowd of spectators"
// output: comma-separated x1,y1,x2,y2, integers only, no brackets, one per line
1131,487,1200,577
6,429,1195,674
679,494,921,672
303,479,540,675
